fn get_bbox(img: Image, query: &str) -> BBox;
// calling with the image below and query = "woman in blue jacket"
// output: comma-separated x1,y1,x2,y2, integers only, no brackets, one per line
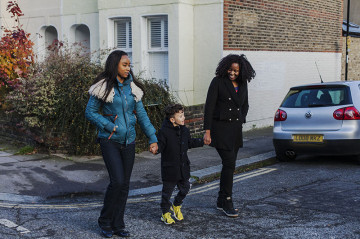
85,50,158,238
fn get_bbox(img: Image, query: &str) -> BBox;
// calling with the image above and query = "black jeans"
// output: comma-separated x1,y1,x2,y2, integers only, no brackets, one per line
98,139,135,232
216,146,240,199
160,179,191,214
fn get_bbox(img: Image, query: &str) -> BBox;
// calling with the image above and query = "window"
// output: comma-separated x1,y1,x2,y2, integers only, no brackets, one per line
45,26,58,48
75,24,90,54
115,18,132,59
148,16,168,84
281,85,352,108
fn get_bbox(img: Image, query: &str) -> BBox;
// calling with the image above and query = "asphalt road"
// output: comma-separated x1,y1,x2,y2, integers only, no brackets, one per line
1,156,360,239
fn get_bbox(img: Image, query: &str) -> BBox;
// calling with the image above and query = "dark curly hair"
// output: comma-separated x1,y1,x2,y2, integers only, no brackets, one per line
215,54,256,83
164,104,184,119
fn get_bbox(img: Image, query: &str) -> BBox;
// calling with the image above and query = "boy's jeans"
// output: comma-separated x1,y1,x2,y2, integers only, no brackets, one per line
161,179,190,213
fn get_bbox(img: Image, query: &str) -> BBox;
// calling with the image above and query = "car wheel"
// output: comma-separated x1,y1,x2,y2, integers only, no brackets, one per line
276,150,296,162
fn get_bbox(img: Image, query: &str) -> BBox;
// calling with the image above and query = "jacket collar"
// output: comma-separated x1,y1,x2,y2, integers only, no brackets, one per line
116,74,133,87
162,118,183,131
88,74,143,103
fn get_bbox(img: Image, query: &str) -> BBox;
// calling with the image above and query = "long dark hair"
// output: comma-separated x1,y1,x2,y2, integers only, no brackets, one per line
215,54,256,84
93,50,145,102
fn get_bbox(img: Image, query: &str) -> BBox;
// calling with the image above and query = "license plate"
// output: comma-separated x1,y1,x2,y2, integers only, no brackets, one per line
292,134,323,143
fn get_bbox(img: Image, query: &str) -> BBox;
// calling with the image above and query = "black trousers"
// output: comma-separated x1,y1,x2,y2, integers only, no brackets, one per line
160,179,191,214
216,146,240,199
98,139,135,232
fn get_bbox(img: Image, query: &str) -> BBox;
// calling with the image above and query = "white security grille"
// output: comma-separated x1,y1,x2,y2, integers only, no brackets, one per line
115,18,132,58
148,16,168,85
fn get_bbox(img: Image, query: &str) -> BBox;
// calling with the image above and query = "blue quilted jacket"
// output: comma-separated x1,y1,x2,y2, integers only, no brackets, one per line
85,75,157,145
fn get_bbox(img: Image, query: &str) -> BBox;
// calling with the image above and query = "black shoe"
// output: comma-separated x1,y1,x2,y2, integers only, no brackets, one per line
114,229,131,237
101,229,113,238
222,197,239,218
217,197,238,211
216,197,224,210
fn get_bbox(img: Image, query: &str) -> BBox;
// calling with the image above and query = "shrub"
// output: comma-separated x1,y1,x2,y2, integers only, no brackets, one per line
0,1,34,106
7,42,103,154
6,43,175,155
135,78,176,152
15,145,35,155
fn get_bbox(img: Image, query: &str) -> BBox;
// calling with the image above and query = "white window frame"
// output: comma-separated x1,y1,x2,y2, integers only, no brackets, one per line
145,15,169,85
114,17,132,54
147,16,168,53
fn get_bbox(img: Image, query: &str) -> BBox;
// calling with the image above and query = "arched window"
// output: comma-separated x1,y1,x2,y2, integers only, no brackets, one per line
75,24,90,54
45,26,58,48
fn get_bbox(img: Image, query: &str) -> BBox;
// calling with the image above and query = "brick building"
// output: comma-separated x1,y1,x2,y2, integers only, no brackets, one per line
342,0,360,82
222,0,343,130
0,0,344,134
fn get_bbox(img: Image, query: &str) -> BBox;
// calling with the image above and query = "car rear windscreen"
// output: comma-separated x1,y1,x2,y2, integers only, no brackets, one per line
281,85,352,108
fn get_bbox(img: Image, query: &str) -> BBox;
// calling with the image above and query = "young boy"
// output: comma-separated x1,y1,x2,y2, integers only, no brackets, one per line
155,104,204,224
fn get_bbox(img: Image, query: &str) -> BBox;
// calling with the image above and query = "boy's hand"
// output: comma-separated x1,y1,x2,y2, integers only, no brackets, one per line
203,130,211,145
149,142,158,154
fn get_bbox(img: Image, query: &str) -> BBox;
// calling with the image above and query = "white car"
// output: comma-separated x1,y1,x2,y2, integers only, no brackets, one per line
273,81,360,162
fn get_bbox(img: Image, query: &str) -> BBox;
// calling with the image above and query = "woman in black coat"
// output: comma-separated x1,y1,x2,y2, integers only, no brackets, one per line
203,54,255,217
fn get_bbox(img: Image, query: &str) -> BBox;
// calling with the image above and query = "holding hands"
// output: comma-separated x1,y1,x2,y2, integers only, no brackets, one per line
203,130,211,145
149,142,158,154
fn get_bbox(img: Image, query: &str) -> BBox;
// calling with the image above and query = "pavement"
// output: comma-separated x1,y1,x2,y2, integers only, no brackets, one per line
0,127,275,203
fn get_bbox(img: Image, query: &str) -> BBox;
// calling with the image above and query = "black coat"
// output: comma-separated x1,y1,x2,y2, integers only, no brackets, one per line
157,119,204,182
204,77,249,150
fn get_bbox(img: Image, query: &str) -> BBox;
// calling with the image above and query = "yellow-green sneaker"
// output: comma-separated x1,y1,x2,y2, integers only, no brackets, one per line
171,204,184,221
161,212,175,225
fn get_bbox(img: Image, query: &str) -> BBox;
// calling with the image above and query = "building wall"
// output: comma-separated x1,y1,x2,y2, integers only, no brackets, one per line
97,0,223,106
63,0,98,15
229,51,342,130
223,0,343,52
6,0,223,106
193,0,223,105
219,0,344,129
341,37,360,81
343,0,360,25
1,0,345,133
11,0,99,60
0,0,15,36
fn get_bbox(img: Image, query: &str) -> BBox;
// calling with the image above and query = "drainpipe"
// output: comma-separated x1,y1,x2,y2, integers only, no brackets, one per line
345,0,350,81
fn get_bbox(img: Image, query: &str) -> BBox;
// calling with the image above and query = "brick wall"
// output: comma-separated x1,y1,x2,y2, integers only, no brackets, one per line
184,104,205,136
0,111,73,154
341,37,360,81
0,112,39,146
223,0,343,52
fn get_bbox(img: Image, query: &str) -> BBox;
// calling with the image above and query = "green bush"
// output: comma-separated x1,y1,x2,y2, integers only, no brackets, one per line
7,43,103,154
6,43,175,155
135,78,176,152
15,145,35,155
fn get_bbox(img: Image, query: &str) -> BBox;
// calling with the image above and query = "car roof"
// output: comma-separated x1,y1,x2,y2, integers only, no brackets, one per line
290,80,360,89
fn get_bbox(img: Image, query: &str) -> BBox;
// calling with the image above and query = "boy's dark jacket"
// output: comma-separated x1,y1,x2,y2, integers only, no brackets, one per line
157,118,204,182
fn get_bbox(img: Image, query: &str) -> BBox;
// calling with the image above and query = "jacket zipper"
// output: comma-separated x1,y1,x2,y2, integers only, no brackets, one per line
120,86,130,145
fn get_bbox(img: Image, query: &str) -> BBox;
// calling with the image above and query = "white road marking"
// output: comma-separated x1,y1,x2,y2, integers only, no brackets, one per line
189,168,277,195
0,219,30,234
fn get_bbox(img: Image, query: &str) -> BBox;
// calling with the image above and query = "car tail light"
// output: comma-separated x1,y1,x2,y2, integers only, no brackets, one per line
333,106,360,120
274,109,287,121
